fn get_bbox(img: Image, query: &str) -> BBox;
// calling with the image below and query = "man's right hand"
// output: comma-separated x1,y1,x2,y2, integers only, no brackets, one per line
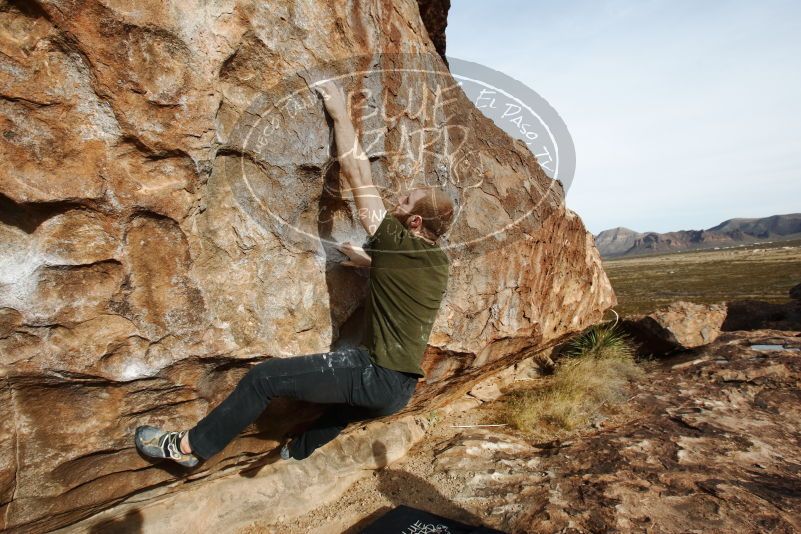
336,241,372,267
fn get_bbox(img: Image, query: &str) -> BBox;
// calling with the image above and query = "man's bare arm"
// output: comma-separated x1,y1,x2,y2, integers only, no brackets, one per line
316,80,387,235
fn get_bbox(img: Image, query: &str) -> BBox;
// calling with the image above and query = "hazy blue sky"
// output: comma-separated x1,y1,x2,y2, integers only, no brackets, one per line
447,0,801,234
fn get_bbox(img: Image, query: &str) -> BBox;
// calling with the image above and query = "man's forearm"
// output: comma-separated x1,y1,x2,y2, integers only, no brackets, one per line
317,80,386,235
331,115,368,188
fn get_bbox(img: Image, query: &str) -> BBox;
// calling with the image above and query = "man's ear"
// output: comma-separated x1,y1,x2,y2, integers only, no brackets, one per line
408,214,423,229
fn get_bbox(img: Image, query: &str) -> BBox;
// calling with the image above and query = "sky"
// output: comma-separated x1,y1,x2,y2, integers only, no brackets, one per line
447,0,801,235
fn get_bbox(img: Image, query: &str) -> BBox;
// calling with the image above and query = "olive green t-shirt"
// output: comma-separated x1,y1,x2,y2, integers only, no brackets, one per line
358,213,450,377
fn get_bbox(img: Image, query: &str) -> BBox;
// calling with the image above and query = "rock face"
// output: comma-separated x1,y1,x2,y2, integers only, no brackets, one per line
416,0,450,62
621,301,727,356
433,329,801,533
0,1,613,531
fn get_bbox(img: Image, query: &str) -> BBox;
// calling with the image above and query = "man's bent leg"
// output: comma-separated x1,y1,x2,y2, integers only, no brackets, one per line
187,347,372,460
285,404,371,460
286,364,420,460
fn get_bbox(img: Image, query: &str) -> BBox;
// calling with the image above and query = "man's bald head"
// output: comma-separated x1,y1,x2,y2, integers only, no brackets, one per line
393,187,454,241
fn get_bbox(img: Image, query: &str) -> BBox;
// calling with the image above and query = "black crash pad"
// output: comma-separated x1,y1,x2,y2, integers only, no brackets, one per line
359,505,506,533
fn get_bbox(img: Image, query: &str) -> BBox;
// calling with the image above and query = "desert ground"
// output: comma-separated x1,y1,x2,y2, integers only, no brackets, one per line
602,237,801,316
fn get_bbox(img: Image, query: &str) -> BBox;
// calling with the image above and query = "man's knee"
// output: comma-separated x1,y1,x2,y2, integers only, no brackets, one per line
240,360,277,398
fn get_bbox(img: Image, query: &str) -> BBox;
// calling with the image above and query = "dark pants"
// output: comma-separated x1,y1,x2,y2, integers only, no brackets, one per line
187,346,418,461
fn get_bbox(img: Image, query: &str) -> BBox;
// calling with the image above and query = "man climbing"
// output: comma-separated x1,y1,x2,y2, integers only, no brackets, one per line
134,80,455,467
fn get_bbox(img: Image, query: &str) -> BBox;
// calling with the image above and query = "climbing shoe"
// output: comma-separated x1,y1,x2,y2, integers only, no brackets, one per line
280,441,291,460
135,425,200,468
281,436,304,461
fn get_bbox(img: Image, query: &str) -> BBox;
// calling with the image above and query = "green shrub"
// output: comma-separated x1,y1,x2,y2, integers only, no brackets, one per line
497,323,641,438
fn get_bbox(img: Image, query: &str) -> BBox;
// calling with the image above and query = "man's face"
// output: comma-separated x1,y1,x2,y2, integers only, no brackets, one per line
393,188,427,226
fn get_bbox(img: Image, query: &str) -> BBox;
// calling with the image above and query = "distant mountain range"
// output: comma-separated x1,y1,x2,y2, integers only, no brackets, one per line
594,213,801,259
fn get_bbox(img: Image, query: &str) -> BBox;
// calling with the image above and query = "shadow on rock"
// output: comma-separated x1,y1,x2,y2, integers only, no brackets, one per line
343,441,488,533
317,158,370,347
88,509,143,534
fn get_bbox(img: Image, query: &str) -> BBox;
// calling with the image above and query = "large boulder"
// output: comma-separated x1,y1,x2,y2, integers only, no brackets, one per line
789,282,801,301
722,299,801,332
621,301,727,356
0,0,614,531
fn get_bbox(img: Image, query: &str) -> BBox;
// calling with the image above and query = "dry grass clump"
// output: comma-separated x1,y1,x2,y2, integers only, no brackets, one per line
496,323,642,438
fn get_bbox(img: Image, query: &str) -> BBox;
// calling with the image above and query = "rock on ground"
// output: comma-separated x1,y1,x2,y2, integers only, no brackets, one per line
621,301,728,356
723,299,801,332
622,296,801,357
790,281,801,301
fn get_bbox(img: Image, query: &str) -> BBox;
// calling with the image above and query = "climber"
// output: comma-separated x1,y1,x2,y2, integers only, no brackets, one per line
134,80,455,468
